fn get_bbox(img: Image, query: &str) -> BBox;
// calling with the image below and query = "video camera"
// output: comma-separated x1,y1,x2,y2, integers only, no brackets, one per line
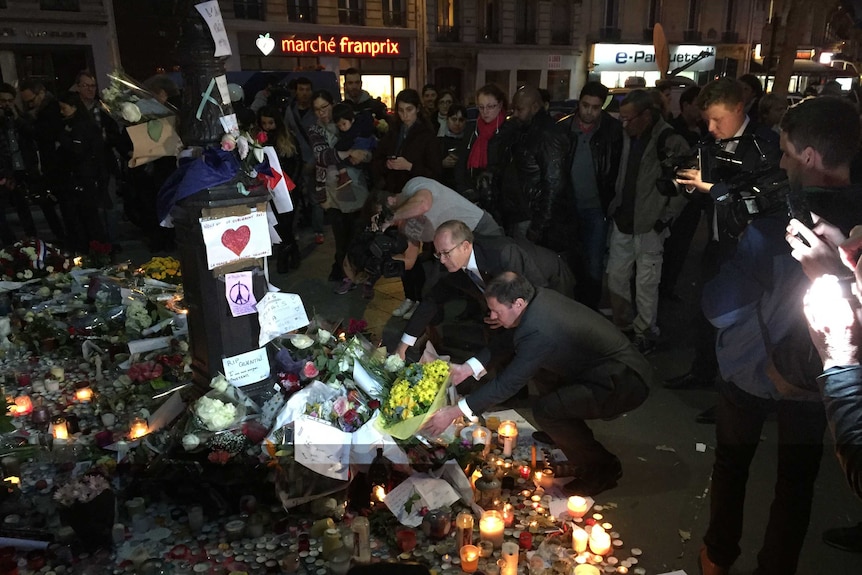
346,225,409,281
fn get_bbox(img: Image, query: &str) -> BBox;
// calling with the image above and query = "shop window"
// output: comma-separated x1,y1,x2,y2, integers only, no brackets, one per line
515,0,536,45
516,69,541,90
234,0,265,20
287,0,317,23
40,0,79,10
478,0,500,44
437,0,460,42
338,0,365,25
549,0,571,46
383,0,406,27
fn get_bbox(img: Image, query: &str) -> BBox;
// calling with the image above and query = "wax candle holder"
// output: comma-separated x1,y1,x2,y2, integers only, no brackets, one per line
479,510,505,549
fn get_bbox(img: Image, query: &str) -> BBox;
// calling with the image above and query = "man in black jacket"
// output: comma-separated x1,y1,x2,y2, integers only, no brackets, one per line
0,83,37,245
557,81,623,308
506,87,570,253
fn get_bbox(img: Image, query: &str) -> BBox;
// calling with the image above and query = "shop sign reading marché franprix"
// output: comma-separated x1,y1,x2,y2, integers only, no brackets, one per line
273,34,403,58
593,43,716,73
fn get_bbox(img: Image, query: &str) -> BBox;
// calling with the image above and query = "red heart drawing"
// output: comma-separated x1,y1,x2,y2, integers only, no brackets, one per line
221,225,251,256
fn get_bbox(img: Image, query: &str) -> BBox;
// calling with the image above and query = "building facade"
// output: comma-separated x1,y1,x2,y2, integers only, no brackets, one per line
0,0,120,92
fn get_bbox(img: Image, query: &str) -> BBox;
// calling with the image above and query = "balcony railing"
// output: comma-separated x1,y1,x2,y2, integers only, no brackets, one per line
515,29,537,44
436,25,460,42
383,10,406,27
40,0,79,11
550,29,571,45
233,0,265,20
338,7,365,25
479,27,500,43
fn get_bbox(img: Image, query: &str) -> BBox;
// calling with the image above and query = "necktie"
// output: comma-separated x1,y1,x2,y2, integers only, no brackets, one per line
467,269,485,292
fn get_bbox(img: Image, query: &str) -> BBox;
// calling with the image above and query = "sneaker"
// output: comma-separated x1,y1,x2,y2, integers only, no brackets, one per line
633,333,656,355
392,299,415,317
362,282,375,300
334,278,356,295
314,233,325,245
335,172,353,190
402,301,420,320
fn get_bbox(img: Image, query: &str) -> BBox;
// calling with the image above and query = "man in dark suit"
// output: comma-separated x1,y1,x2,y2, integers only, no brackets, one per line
669,77,782,406
424,272,652,496
394,220,575,359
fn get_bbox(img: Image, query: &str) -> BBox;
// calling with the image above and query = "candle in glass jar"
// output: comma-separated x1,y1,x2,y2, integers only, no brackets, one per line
574,565,601,575
459,545,479,574
539,468,555,489
472,426,492,456
129,417,149,439
497,421,518,457
75,384,93,403
49,367,64,382
51,416,68,440
501,541,519,575
589,525,612,556
479,510,504,548
502,503,514,527
567,495,590,518
519,464,531,480
455,511,474,548
12,395,32,416
572,526,589,553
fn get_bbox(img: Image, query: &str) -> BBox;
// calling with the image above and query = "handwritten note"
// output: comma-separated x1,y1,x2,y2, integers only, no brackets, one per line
225,271,257,317
294,416,352,481
200,211,271,270
256,292,309,347
384,475,461,527
222,347,270,387
194,0,232,57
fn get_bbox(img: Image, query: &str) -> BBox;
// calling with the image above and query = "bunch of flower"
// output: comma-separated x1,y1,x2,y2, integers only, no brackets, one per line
100,70,177,126
53,474,111,507
380,359,450,426
0,239,72,282
221,129,268,177
195,395,238,432
125,299,155,334
16,310,69,351
127,360,164,384
304,388,379,433
138,256,182,285
82,240,113,269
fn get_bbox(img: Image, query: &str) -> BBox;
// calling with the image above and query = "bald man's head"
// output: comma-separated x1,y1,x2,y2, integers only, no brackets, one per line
512,87,543,124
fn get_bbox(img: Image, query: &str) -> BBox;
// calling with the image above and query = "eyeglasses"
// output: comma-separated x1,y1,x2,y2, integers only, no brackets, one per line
619,110,646,125
438,99,454,105
433,242,463,260
477,103,500,112
314,103,331,112
78,83,96,89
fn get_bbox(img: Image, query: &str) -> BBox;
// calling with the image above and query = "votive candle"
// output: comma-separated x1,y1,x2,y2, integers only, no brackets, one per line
497,421,518,457
572,526,589,553
589,525,612,556
567,495,590,518
479,510,504,549
501,541,519,575
459,545,479,574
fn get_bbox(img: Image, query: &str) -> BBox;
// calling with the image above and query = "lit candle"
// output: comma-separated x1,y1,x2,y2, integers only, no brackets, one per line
472,427,491,455
567,496,590,518
589,525,612,556
129,417,149,439
52,416,68,440
502,503,514,527
572,526,589,553
539,468,555,489
459,545,479,574
519,465,531,480
574,565,601,575
479,510,504,549
455,512,474,548
501,541,519,575
49,366,64,382
75,385,93,403
497,421,518,457
11,395,33,416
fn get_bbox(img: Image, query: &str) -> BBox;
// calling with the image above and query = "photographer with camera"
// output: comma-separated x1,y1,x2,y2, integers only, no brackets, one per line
0,83,38,246
696,96,862,575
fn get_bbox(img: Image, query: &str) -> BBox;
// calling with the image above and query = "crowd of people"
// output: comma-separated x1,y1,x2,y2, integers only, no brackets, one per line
4,67,862,573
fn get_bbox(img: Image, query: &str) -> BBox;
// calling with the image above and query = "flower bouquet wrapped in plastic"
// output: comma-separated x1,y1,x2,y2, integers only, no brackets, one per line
376,357,451,440
100,70,182,168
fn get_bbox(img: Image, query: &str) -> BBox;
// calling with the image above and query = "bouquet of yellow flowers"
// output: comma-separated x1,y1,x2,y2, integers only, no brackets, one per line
139,256,182,285
378,359,450,440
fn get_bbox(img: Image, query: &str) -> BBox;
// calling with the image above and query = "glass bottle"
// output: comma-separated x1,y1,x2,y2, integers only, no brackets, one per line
455,511,474,548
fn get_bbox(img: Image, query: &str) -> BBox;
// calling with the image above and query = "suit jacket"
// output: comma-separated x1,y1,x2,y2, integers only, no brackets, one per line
466,288,654,414
403,236,575,339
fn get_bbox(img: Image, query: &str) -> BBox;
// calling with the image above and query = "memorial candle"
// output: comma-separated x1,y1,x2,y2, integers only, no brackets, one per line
502,503,514,527
75,384,93,403
589,525,612,556
479,510,504,548
12,395,32,416
572,526,589,553
129,417,149,439
459,545,479,574
497,421,518,457
567,495,590,518
52,416,68,440
501,541,519,575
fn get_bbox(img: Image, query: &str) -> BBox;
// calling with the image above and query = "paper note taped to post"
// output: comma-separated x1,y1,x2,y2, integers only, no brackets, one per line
222,347,270,387
257,292,309,347
200,211,271,270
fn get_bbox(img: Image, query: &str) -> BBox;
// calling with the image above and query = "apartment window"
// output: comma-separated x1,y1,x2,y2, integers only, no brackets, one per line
724,0,736,31
338,0,365,25
648,0,662,26
234,0,265,20
437,0,460,42
515,0,536,44
604,0,619,29
479,0,500,43
287,0,316,23
381,0,405,27
687,0,701,30
550,0,571,45
40,0,79,10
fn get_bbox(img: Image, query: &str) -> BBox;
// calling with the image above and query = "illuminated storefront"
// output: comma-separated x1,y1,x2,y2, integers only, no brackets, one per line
590,43,717,87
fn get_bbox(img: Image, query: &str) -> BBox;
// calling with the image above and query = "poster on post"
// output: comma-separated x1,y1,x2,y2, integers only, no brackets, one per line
200,211,271,270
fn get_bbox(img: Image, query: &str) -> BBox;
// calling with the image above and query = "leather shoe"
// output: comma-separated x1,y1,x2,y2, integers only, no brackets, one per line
696,406,717,424
823,522,862,553
532,431,556,445
561,457,622,497
665,371,715,390
698,546,728,575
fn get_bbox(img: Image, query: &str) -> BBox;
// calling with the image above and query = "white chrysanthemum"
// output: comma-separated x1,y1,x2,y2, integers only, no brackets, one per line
182,434,201,451
290,334,314,349
120,102,142,123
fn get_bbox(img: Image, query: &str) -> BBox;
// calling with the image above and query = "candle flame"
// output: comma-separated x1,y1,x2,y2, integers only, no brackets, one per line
3,476,20,485
371,485,386,502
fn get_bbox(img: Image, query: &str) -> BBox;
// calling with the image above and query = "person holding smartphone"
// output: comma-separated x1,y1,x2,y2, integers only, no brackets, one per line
438,104,467,190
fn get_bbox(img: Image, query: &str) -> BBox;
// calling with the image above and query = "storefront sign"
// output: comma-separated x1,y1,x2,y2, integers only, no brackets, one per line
593,43,716,73
278,35,402,58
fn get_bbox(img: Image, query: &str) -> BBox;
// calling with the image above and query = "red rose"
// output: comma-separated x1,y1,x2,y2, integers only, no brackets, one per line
302,361,319,380
368,399,380,410
343,409,359,425
255,131,268,145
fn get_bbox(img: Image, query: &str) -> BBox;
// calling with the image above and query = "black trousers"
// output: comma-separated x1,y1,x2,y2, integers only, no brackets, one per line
532,364,649,469
703,379,826,574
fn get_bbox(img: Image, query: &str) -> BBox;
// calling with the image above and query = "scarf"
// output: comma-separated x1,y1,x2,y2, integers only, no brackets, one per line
467,115,501,170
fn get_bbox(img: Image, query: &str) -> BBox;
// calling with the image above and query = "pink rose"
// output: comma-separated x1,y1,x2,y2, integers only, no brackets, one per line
221,134,237,152
332,396,350,417
302,361,319,380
